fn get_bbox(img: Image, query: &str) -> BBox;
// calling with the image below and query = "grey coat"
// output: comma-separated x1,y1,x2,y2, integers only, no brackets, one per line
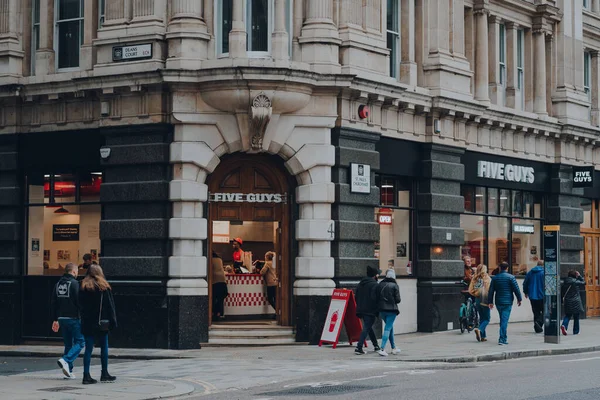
563,276,585,315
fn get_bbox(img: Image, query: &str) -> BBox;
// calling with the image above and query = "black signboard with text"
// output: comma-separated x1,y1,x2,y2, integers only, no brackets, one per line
572,166,594,188
543,225,561,344
52,224,80,241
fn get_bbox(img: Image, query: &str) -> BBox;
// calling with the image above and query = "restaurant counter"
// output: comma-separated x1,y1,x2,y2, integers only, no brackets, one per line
224,273,274,317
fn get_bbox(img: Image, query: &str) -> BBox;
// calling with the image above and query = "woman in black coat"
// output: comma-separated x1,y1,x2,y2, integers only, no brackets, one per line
377,269,401,357
561,270,585,336
79,265,117,384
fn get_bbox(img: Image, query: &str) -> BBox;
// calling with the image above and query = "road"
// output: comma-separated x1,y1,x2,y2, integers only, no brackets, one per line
185,352,600,400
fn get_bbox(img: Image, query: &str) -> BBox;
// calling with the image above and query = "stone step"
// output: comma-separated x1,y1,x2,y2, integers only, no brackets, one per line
206,336,297,346
206,323,296,346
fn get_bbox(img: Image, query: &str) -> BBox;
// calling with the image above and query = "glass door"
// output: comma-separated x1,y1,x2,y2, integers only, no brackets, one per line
584,235,600,317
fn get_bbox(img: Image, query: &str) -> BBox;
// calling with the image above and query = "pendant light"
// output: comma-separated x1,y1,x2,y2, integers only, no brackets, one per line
54,206,69,214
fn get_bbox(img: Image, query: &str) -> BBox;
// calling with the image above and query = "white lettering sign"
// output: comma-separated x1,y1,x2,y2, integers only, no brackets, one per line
350,163,371,194
210,193,284,203
574,171,592,183
113,44,152,61
477,161,535,184
513,224,535,234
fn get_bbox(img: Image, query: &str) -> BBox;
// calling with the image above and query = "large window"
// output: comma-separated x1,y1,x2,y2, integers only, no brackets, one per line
31,0,40,74
517,29,524,109
376,176,415,276
499,24,507,88
386,0,399,78
56,0,84,69
462,185,543,276
26,171,102,276
99,0,106,29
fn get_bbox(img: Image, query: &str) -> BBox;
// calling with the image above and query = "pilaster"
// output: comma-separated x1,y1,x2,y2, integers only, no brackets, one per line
166,0,210,69
505,22,519,110
228,0,247,58
0,0,23,78
473,4,490,105
271,0,289,60
592,51,600,126
400,0,417,86
299,0,341,73
487,15,501,106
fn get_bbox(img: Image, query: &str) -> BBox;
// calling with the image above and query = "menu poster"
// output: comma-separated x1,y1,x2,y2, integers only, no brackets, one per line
53,224,80,241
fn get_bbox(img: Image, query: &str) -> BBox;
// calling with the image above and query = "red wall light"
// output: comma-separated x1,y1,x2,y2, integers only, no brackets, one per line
358,105,370,119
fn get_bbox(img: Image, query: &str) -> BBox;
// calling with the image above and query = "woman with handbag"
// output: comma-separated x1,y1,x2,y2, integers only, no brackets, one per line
79,265,117,384
469,264,492,342
561,270,585,336
377,269,401,357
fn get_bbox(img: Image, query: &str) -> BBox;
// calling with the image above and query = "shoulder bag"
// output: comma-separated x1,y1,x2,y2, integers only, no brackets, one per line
98,291,110,332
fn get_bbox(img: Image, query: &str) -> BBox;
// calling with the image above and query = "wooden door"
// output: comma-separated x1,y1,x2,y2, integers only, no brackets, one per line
584,235,600,317
207,154,291,326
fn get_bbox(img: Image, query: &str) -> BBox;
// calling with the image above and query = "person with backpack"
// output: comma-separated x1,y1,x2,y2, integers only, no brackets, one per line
523,260,545,333
377,269,401,356
469,264,492,342
561,270,585,335
354,265,381,355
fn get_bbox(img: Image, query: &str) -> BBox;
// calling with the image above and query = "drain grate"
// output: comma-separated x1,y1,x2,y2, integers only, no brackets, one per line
262,384,385,396
39,386,81,392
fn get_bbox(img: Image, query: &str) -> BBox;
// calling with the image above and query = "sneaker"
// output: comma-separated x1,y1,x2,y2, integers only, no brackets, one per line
391,348,401,355
378,349,388,357
534,321,543,333
561,325,568,336
481,338,488,342
498,342,507,346
57,358,72,378
355,348,366,355
474,328,481,342
63,374,77,380
373,346,381,352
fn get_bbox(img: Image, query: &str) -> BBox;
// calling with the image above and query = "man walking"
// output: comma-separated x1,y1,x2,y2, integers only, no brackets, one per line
50,263,84,379
354,265,381,355
523,260,545,333
488,262,522,345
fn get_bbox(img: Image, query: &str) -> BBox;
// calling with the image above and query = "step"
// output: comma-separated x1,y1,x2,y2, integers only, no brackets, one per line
209,329,294,337
207,337,297,346
210,323,285,330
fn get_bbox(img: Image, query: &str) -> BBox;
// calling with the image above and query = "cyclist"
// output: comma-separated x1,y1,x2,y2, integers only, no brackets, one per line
469,264,492,342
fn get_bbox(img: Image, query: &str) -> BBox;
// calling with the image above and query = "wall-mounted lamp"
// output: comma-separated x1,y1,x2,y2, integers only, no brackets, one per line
433,246,443,254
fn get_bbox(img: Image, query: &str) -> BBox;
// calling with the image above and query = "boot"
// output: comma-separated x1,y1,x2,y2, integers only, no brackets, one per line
101,370,117,382
82,372,97,385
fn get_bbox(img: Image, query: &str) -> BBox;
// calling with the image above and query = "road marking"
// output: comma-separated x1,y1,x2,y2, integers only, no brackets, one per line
561,356,600,363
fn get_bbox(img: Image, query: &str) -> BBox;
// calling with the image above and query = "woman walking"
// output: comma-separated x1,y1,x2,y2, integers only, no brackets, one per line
377,269,401,356
79,265,117,384
469,264,492,342
561,270,585,336
212,252,228,321
260,251,278,312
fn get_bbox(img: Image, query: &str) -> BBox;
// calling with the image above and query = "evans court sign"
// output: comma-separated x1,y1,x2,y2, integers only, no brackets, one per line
319,289,363,348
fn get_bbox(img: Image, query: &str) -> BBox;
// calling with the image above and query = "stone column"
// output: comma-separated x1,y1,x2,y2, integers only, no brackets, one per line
533,29,547,116
416,144,465,332
292,0,303,61
166,0,209,69
487,15,502,105
400,0,417,86
0,0,23,77
592,51,600,126
299,0,341,73
104,0,131,25
271,0,289,60
80,0,96,71
229,0,247,58
593,0,600,13
505,23,518,109
35,0,54,75
473,8,490,104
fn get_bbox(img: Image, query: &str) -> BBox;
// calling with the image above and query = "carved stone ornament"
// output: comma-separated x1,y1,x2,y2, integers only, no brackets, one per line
249,93,272,150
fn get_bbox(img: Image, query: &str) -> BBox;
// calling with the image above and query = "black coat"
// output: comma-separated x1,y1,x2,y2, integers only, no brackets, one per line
377,278,401,315
563,276,585,315
79,286,118,336
50,274,81,320
355,276,379,317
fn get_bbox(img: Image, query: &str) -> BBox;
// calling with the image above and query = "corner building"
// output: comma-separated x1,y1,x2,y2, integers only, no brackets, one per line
0,0,598,348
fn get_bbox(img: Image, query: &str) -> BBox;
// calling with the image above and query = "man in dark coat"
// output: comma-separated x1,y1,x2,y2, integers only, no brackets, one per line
488,262,522,345
354,265,381,355
523,260,545,333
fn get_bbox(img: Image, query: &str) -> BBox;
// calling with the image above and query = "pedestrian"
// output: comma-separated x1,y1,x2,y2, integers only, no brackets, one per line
523,260,545,333
469,264,491,343
561,270,585,336
463,256,474,284
79,265,117,384
377,269,401,356
354,265,381,355
260,251,278,313
51,263,84,379
212,251,228,321
487,262,522,345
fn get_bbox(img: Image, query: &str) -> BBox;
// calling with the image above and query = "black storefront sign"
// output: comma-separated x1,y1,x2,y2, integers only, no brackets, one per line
462,152,550,192
52,224,80,241
543,226,561,344
572,166,594,188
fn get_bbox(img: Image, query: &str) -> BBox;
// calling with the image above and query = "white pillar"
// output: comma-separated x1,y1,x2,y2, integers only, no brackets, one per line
487,15,501,105
229,0,247,58
299,0,341,73
166,0,209,69
35,0,54,75
591,51,599,126
593,0,600,13
474,8,490,104
271,0,289,60
533,29,547,116
400,0,416,86
505,23,518,109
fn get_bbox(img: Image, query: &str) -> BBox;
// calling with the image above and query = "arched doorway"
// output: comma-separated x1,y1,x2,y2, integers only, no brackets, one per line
207,154,293,327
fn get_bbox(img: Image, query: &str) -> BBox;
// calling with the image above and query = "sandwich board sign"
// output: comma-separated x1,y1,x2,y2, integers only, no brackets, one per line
318,289,364,348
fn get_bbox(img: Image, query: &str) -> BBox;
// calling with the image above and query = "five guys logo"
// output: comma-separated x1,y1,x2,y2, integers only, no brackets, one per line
573,166,594,188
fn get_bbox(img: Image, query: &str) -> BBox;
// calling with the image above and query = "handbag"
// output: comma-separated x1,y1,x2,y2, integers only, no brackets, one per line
98,291,110,332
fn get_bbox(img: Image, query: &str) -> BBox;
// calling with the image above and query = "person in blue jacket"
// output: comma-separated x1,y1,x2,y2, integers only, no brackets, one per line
488,262,522,345
523,260,545,333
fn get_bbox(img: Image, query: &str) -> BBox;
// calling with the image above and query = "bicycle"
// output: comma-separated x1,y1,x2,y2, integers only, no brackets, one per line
459,282,479,333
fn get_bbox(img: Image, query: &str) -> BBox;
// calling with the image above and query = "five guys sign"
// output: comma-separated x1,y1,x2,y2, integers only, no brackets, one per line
573,166,594,188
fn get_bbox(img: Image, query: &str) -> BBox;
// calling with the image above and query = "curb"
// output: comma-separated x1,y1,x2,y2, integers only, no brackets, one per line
0,350,189,360
394,345,600,363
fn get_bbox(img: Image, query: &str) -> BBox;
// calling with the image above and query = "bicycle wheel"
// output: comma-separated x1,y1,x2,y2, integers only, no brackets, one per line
460,318,467,333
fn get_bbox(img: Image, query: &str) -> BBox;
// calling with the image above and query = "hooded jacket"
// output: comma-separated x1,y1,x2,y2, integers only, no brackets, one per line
563,276,585,315
377,278,401,315
355,276,379,318
50,273,80,321
523,266,545,300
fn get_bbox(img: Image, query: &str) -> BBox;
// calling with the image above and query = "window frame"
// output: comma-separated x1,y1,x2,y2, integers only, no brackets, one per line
54,0,85,71
245,0,273,56
31,0,41,75
99,0,106,29
584,50,591,99
584,0,590,10
386,0,400,79
517,29,525,109
499,23,507,88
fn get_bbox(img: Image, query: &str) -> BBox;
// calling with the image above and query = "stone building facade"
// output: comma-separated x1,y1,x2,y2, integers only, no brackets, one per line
0,0,599,348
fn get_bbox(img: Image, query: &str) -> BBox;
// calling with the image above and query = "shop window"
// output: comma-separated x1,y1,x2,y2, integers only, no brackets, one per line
488,188,499,215
512,220,541,276
512,190,523,217
26,171,102,276
499,189,510,215
386,0,400,78
488,217,510,273
475,187,485,213
376,176,415,276
461,214,485,266
56,0,84,69
582,199,592,230
462,185,475,212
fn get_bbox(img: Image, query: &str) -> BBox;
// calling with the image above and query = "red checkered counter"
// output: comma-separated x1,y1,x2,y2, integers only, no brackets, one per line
223,274,275,316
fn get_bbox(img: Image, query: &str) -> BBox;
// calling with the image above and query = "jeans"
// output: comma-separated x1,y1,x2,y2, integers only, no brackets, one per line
562,314,580,335
58,318,85,372
477,303,490,339
84,334,109,374
212,282,227,318
380,311,397,351
530,299,544,333
266,286,277,311
496,305,513,344
357,315,378,350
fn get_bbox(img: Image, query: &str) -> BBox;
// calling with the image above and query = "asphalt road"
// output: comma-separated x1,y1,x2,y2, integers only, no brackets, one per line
190,352,600,400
